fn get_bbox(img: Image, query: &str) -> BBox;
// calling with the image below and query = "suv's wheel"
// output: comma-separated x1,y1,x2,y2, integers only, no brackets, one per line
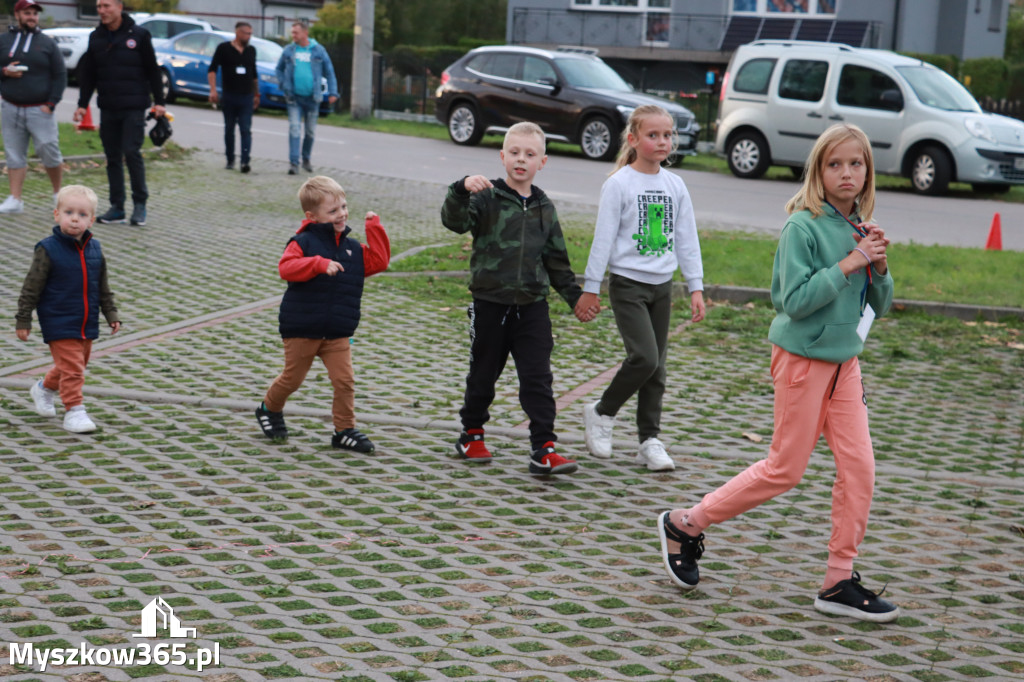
161,69,176,104
910,146,951,195
447,102,484,146
580,115,616,161
726,131,770,178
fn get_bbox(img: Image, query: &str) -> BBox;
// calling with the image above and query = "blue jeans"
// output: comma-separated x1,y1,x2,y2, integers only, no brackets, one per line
221,92,254,165
286,95,318,165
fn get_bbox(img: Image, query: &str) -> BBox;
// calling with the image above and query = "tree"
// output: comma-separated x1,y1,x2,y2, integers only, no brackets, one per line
317,0,391,46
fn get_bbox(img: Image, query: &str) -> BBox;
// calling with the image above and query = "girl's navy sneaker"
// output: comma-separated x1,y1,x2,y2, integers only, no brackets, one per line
814,572,900,623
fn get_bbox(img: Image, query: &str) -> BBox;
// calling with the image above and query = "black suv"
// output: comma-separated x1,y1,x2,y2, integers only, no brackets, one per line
435,46,700,162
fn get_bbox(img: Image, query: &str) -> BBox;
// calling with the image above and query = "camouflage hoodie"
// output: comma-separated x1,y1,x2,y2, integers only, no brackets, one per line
441,177,583,308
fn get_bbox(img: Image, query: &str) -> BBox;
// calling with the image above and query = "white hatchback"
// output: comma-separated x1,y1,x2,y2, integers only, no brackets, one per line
715,40,1024,195
45,13,218,79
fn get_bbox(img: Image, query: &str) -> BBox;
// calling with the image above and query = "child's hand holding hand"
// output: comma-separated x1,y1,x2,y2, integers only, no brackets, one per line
464,175,493,194
16,329,29,341
575,292,601,323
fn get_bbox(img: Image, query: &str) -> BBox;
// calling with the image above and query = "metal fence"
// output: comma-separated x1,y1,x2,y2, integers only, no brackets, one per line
374,56,441,119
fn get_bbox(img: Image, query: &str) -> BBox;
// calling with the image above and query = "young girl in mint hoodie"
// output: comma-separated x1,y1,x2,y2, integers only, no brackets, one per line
657,123,899,623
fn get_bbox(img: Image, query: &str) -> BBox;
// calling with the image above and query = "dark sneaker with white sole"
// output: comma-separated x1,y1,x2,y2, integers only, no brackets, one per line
814,571,900,623
97,207,126,224
528,442,577,475
255,403,287,440
332,428,375,453
658,510,704,590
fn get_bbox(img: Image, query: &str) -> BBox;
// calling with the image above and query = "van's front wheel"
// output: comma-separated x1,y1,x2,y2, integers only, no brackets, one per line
910,146,951,195
727,131,770,179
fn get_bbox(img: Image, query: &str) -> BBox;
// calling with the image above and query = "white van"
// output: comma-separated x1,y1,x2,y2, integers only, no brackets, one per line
714,40,1024,195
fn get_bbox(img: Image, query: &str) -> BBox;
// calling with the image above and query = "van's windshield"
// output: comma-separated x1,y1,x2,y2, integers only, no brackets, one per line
896,65,981,113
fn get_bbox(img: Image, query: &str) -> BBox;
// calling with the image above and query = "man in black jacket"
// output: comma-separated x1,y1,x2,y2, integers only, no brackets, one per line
0,0,66,214
74,0,165,226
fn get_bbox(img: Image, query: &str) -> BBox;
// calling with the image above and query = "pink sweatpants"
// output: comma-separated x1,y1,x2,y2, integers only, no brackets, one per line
43,338,92,410
694,345,875,573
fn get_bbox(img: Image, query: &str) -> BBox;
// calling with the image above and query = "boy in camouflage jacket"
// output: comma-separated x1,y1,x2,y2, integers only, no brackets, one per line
441,122,592,475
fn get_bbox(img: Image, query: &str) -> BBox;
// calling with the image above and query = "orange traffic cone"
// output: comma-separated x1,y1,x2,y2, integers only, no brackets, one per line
985,212,1002,250
76,106,96,132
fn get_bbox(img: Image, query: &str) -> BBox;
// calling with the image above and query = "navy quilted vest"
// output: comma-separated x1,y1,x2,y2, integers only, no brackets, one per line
37,226,103,343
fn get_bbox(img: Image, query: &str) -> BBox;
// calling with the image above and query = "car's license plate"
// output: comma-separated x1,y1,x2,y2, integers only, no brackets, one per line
1015,157,1024,170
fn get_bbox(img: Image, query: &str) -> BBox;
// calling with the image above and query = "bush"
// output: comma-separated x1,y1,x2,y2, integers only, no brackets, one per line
962,57,1009,100
900,52,958,76
1008,63,1024,101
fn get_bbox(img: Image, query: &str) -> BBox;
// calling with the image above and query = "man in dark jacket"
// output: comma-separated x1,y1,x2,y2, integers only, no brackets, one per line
0,0,66,214
73,0,165,227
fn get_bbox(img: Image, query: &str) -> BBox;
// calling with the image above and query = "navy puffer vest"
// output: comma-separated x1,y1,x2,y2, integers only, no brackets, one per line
37,226,103,343
279,223,365,339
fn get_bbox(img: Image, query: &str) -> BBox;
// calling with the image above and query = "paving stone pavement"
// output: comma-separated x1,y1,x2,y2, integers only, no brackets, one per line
0,152,1022,681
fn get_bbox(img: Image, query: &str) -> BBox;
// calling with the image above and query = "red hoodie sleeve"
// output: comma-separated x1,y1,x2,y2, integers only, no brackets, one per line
278,241,331,282
362,214,391,277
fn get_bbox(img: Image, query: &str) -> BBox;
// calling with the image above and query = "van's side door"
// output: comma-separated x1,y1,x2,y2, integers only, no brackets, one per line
769,58,831,165
828,61,904,173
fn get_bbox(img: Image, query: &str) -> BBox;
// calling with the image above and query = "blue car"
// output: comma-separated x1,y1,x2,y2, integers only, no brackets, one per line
155,30,330,113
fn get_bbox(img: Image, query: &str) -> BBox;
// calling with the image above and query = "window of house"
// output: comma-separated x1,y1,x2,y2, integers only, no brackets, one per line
732,0,837,15
836,64,902,111
572,0,669,11
778,59,829,101
734,58,777,94
989,0,1004,32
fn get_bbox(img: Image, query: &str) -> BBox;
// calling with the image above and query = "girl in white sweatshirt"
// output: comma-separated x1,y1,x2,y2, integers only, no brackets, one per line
575,105,705,472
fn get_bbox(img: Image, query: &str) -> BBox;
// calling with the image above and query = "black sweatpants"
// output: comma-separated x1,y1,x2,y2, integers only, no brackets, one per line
459,298,556,450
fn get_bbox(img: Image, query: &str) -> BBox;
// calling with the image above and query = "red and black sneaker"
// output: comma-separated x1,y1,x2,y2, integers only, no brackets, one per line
529,441,578,475
455,429,492,462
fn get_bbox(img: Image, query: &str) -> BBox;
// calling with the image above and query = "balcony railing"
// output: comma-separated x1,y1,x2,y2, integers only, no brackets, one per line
511,8,880,53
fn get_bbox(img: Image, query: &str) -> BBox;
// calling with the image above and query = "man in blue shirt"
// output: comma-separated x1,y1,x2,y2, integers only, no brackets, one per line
275,21,338,175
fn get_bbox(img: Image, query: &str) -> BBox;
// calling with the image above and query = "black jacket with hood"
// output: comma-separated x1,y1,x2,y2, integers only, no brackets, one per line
0,23,65,106
76,12,164,111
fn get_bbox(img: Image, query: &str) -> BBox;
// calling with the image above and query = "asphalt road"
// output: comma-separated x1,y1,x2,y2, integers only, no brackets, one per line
58,88,1023,250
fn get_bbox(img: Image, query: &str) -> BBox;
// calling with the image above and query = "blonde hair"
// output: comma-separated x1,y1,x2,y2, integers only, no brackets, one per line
612,104,676,173
56,185,99,216
785,123,875,221
504,122,546,152
298,176,346,213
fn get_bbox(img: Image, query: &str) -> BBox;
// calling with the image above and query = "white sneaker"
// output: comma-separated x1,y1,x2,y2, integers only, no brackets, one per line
583,401,614,458
0,196,24,214
63,407,97,433
29,380,57,417
637,437,675,471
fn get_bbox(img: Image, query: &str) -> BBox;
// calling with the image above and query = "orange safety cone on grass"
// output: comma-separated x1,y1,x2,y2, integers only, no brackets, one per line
76,106,96,132
985,212,1002,251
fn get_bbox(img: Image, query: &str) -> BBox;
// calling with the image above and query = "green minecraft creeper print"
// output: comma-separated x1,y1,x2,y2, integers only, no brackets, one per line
632,194,673,257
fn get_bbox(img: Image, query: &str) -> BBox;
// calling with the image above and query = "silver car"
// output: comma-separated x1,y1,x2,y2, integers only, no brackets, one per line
715,40,1024,195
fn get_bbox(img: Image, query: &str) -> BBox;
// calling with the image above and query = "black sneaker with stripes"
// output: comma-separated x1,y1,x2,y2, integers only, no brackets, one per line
332,428,375,453
255,403,288,440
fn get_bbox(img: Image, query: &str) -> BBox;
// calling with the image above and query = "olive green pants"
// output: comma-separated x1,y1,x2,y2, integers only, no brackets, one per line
596,274,673,442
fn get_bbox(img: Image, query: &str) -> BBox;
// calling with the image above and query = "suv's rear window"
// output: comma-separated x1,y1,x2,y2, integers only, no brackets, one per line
778,59,829,102
466,53,520,80
733,58,775,95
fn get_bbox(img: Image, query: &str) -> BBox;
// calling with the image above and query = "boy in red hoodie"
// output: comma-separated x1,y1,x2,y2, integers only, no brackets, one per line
256,175,390,451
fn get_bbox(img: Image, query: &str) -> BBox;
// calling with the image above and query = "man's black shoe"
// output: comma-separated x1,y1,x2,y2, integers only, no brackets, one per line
97,207,126,224
240,164,251,174
130,204,146,226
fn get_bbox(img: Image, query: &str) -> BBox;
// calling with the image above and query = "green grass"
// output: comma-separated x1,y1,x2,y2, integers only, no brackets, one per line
390,227,1024,309
0,122,173,159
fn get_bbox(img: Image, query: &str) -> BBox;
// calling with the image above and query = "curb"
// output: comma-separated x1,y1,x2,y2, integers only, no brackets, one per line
381,271,1024,322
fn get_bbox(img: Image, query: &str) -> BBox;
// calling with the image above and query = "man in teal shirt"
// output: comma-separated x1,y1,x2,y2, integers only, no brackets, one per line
275,21,339,174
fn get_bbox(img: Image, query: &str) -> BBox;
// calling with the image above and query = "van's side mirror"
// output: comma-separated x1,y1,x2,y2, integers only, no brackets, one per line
879,89,903,112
